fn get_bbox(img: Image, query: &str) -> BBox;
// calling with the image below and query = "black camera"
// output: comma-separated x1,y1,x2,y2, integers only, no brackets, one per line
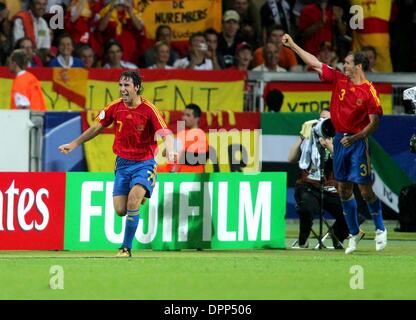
313,118,335,138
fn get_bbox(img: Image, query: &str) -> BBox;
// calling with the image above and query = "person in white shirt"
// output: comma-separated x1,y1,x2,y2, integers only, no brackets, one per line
13,0,51,50
173,32,213,70
252,42,286,72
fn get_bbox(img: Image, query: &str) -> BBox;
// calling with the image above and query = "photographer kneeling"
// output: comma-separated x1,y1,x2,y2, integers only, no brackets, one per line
288,109,349,249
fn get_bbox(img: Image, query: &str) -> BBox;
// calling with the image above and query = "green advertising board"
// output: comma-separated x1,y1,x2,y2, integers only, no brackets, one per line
64,172,286,250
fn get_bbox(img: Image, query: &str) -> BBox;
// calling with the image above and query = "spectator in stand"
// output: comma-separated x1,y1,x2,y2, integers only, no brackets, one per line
229,41,253,71
260,0,294,42
204,28,225,70
76,43,97,68
362,45,378,73
97,0,144,66
48,33,84,67
15,36,43,67
102,39,137,69
229,0,261,49
143,25,179,68
13,0,51,50
350,0,392,72
217,10,243,68
66,0,104,59
253,25,299,71
173,32,213,70
147,41,173,70
298,0,346,57
0,1,11,65
311,41,339,71
252,42,287,72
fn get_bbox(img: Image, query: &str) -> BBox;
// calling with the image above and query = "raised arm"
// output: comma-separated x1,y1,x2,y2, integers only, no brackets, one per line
282,33,323,75
59,122,104,154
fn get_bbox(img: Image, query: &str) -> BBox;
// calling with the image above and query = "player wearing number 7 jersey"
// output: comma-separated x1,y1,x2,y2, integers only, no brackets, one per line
59,71,175,257
281,33,387,254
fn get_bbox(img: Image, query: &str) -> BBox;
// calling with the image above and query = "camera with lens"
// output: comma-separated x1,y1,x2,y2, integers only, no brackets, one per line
313,118,335,138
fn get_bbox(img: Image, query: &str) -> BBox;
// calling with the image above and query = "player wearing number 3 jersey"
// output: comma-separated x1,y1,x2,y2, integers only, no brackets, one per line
281,33,387,254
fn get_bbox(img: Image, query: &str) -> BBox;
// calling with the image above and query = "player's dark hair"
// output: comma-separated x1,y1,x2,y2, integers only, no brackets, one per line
353,52,369,72
185,103,202,118
120,71,143,95
322,107,330,112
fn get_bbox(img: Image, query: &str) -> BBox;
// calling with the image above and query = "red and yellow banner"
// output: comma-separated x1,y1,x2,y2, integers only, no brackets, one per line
141,0,222,41
0,67,246,112
264,82,393,114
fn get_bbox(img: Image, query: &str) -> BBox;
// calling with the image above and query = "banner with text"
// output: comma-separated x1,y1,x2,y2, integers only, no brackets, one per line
0,68,245,112
64,172,286,250
264,82,393,114
141,0,222,42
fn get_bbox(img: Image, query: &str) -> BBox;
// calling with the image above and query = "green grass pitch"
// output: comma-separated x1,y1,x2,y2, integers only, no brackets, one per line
1,222,415,300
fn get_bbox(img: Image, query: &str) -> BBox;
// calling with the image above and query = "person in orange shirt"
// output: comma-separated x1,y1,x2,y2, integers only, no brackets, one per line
169,104,208,173
9,49,46,111
252,24,299,71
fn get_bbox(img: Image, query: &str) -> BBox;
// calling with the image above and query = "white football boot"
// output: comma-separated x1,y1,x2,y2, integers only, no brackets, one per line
345,230,365,254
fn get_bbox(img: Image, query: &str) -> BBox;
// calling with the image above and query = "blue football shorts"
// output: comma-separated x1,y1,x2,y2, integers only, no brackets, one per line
333,133,372,184
113,156,157,197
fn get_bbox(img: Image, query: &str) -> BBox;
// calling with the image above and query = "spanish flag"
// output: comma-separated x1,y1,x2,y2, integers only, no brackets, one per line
52,68,89,108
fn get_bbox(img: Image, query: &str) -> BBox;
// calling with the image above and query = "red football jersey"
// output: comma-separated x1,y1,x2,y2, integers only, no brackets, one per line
97,97,168,161
320,64,383,134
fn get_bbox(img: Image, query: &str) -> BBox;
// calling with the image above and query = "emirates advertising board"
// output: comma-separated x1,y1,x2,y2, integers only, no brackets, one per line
0,173,66,250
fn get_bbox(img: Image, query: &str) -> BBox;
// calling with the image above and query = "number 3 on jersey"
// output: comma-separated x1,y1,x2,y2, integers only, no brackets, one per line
359,163,368,177
339,89,346,101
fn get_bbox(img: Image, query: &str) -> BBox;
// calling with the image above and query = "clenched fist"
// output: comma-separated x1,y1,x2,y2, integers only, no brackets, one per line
282,33,294,48
59,143,77,154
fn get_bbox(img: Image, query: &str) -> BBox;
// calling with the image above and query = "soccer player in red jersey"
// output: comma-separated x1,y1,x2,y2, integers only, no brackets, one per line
282,33,387,254
59,70,175,257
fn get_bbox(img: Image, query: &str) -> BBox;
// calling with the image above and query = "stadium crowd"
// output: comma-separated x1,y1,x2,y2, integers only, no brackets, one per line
0,0,415,72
